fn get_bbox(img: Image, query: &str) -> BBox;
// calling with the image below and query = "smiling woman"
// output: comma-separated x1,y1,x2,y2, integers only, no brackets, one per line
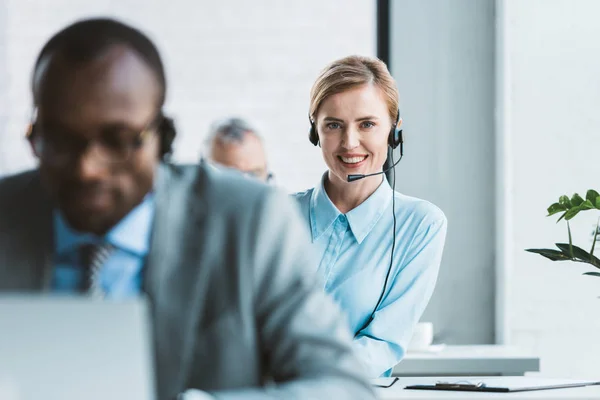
293,55,448,378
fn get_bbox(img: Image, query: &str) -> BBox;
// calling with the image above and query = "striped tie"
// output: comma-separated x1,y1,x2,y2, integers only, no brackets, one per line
79,242,114,298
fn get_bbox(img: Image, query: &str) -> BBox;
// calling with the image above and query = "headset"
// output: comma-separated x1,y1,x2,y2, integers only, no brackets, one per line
26,111,177,160
309,110,403,151
308,110,404,337
155,114,177,159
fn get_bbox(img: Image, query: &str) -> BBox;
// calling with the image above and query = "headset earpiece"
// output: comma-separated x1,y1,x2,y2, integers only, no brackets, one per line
308,116,319,146
157,114,176,159
387,110,403,152
388,126,403,150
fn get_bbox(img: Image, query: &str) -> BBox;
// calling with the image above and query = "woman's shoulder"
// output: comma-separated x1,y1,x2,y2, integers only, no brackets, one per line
392,191,447,226
291,187,315,204
289,188,316,224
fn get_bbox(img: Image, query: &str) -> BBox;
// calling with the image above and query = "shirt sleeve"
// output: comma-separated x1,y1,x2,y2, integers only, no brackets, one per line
353,211,448,377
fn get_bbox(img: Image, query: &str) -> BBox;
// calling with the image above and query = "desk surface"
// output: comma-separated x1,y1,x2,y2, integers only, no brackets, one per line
376,377,600,400
394,345,540,376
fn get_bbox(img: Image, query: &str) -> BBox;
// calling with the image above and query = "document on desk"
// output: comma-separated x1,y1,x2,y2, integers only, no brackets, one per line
405,377,600,393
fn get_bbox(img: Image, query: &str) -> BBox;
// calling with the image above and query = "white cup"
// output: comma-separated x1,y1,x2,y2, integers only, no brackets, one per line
408,322,434,352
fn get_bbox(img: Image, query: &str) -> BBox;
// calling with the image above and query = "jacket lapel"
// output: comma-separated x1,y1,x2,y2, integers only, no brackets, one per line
144,163,213,399
2,171,54,291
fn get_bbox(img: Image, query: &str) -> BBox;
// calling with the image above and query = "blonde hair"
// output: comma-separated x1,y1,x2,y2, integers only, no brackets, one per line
309,55,399,123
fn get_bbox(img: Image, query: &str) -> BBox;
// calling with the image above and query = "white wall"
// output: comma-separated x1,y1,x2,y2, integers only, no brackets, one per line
0,0,375,192
389,0,600,377
501,0,600,378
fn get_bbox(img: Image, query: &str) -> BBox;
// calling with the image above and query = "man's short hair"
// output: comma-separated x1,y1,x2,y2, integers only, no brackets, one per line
32,17,167,106
205,117,261,146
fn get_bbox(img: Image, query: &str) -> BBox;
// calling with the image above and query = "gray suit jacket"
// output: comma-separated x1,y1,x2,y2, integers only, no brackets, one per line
0,162,374,400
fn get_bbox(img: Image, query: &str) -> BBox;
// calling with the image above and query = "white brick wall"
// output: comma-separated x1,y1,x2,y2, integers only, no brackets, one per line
502,0,600,379
0,0,375,192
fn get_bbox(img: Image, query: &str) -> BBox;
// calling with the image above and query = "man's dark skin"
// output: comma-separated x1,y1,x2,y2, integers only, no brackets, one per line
32,44,162,235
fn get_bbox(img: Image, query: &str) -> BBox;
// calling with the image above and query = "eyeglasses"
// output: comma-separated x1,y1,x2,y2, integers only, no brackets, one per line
26,116,159,166
242,170,274,183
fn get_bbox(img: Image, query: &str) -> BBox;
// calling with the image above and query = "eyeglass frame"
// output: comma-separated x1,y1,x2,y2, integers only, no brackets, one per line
25,111,162,166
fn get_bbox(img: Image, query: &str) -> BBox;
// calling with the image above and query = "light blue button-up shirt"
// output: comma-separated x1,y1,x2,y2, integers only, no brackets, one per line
51,194,155,299
293,175,447,377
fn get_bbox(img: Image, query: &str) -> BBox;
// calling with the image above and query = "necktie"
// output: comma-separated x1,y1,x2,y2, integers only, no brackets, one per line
79,242,114,298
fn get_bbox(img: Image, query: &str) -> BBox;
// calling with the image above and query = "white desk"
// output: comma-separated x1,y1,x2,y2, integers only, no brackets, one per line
394,345,540,377
376,377,600,400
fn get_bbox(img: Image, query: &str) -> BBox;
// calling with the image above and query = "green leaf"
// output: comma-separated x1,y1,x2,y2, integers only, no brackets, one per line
596,196,600,209
583,272,600,278
586,190,600,203
564,207,581,220
525,248,572,261
559,195,572,208
571,193,584,207
580,200,595,210
555,243,600,268
547,202,567,216
557,212,567,223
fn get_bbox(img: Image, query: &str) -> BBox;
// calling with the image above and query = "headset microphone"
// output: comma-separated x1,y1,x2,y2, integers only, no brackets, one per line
347,153,403,182
352,136,403,337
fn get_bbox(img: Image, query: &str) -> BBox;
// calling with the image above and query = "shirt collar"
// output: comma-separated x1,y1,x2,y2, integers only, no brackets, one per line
346,177,393,244
54,193,155,256
309,173,393,244
309,174,342,242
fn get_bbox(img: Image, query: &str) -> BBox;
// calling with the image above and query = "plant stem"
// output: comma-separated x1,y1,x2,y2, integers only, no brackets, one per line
591,217,600,260
568,220,574,259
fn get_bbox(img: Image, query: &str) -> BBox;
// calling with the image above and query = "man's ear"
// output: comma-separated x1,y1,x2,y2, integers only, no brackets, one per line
26,124,41,158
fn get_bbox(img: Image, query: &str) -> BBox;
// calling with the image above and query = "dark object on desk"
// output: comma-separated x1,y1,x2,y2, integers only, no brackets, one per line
373,377,399,388
405,379,600,393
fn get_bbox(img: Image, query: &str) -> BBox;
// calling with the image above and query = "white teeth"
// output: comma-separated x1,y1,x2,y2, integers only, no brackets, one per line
340,156,367,164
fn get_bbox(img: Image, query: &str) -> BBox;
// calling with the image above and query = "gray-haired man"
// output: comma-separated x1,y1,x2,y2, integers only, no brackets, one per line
205,118,272,182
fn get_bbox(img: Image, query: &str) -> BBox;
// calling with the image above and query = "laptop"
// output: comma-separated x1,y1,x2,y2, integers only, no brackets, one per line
0,296,155,400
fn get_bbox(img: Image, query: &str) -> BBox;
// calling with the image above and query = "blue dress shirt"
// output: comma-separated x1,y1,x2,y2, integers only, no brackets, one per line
293,175,447,378
51,194,155,299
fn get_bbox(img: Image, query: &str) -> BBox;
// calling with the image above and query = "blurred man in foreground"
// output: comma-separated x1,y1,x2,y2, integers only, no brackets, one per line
0,17,374,400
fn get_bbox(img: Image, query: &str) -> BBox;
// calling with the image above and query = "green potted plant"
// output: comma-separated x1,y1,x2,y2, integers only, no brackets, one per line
526,189,600,278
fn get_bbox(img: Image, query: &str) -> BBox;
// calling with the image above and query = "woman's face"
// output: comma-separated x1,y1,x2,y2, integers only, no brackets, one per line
315,83,393,186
